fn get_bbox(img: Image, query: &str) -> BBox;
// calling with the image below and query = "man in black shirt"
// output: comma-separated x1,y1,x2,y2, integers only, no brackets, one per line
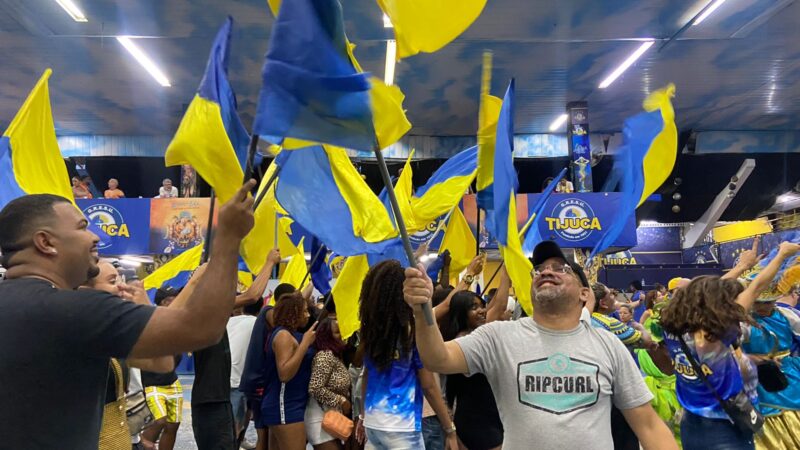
0,181,256,450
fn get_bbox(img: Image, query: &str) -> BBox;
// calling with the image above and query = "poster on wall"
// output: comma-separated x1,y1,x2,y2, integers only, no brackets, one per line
463,193,636,251
149,198,216,254
78,199,150,255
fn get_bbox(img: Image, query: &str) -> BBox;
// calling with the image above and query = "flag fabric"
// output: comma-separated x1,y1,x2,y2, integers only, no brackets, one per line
274,145,401,257
331,254,369,339
522,167,567,256
412,146,478,228
589,85,677,261
143,245,203,299
440,207,477,283
252,0,410,152
475,53,503,235
309,237,333,295
376,0,488,60
165,18,275,273
165,17,247,203
280,237,309,290
0,69,73,210
380,151,417,228
485,80,533,314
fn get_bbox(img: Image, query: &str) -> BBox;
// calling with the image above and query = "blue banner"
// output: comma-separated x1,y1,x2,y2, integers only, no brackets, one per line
683,244,719,265
78,199,151,256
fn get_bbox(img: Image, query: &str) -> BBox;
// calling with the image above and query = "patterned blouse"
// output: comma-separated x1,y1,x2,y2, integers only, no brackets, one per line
308,350,352,410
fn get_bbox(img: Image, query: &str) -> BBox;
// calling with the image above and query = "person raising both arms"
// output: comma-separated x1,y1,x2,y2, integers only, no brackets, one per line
0,180,257,450
402,240,679,450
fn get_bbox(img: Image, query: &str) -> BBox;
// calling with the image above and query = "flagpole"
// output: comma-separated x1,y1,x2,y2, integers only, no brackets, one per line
243,135,260,182
483,261,504,290
201,191,216,264
373,144,435,326
300,243,327,288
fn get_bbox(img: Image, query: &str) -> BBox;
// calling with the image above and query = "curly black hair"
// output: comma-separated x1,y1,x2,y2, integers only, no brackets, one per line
358,260,413,371
660,276,754,342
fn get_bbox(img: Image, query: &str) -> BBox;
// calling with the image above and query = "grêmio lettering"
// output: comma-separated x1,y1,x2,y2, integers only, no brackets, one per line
524,375,594,394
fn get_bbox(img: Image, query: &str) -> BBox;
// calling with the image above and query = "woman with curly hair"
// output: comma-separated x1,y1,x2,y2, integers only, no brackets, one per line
356,260,455,450
660,242,800,450
262,292,317,450
442,291,503,450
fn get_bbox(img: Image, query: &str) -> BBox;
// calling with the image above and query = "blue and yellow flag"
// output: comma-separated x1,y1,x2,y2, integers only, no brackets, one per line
331,254,369,339
440,207,477,283
589,85,677,261
274,145,400,257
280,237,310,290
252,0,410,151
377,0,487,60
485,80,533,314
165,18,273,273
143,245,203,299
309,237,332,295
0,69,73,210
522,167,567,256
412,146,477,228
475,52,503,233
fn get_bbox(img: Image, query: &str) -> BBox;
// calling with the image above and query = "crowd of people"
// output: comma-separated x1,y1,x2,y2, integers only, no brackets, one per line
1,183,800,450
70,176,183,199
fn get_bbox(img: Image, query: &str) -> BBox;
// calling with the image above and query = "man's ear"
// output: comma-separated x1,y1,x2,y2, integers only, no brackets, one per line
32,230,57,256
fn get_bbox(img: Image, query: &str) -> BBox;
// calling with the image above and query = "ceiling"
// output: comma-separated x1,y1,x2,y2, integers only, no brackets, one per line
1,0,799,139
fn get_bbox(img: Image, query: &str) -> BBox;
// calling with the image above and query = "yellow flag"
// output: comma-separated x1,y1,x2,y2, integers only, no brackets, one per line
639,84,678,206
267,0,281,16
476,53,501,193
501,193,533,315
143,245,203,292
377,0,488,59
331,255,369,340
3,69,73,203
440,208,477,283
393,151,419,231
280,237,309,289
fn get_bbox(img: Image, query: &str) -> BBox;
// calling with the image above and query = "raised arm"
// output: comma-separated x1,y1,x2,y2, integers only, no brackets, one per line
622,403,679,450
405,265,469,374
129,181,256,358
737,242,800,311
235,248,281,308
486,265,510,323
274,323,317,382
434,254,484,322
722,239,763,280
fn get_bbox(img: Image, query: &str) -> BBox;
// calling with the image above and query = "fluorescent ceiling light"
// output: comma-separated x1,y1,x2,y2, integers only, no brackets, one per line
548,114,568,132
116,37,171,87
693,0,727,25
598,40,654,89
54,0,88,22
383,13,393,28
384,40,397,86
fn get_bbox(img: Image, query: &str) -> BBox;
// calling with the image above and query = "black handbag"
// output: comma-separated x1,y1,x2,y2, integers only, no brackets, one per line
755,331,789,392
678,336,764,435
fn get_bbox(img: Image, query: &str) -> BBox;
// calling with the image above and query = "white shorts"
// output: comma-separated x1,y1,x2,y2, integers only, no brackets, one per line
304,398,337,445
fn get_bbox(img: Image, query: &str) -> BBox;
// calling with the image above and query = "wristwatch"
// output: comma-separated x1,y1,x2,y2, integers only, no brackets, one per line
462,274,475,285
445,424,457,435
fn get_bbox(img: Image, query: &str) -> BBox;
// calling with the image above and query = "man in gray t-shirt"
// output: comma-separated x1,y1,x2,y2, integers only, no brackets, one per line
403,241,678,450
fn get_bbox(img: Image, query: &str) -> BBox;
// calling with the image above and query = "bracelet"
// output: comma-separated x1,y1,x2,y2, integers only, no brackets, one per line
444,423,457,434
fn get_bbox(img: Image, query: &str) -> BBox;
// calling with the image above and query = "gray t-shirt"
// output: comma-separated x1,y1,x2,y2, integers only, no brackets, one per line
456,317,653,450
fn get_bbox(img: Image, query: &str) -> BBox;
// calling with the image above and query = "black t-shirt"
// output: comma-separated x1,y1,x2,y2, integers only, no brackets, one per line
0,278,154,449
141,355,182,387
192,331,231,405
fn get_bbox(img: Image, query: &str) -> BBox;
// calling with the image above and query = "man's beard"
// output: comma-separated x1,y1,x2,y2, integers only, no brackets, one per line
87,264,100,280
533,286,578,315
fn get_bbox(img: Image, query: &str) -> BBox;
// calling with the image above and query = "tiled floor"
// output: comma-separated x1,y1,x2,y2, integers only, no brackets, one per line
172,375,258,450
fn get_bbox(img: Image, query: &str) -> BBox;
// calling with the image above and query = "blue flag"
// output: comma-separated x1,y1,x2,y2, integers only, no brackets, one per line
310,237,333,295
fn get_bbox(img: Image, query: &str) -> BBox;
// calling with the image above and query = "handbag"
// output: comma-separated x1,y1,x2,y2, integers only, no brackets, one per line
99,359,133,450
678,336,764,434
125,389,154,435
322,409,354,441
754,331,789,393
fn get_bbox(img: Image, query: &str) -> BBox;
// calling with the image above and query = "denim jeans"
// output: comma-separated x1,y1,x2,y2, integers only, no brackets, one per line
365,428,425,450
422,416,444,450
681,411,755,450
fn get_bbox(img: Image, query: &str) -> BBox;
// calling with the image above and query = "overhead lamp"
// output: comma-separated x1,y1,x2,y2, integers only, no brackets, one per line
693,0,727,25
383,13,393,28
598,40,654,89
116,37,171,87
548,114,568,132
384,39,397,86
54,0,88,22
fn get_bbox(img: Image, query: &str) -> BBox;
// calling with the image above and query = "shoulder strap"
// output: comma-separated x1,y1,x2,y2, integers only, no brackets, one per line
109,358,125,400
677,335,727,406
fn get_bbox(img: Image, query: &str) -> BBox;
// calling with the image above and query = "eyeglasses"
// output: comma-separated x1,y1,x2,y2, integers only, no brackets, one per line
532,262,574,277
